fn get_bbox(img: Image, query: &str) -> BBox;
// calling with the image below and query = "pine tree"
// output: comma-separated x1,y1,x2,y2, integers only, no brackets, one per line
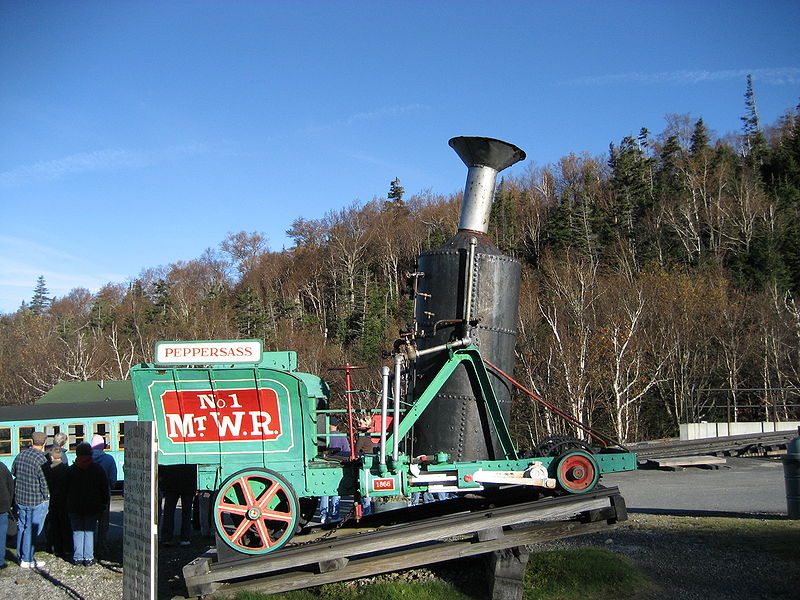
689,118,710,157
233,285,268,340
767,104,800,292
387,177,404,204
740,74,767,165
602,133,655,256
30,276,51,316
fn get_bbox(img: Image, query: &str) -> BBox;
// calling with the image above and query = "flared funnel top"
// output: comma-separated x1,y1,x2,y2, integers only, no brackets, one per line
448,137,526,171
449,136,526,234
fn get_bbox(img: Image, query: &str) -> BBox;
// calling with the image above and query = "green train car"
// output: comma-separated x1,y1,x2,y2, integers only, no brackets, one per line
0,381,135,485
130,339,636,557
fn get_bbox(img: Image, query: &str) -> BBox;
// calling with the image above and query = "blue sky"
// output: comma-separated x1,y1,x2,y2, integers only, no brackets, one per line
2,1,799,314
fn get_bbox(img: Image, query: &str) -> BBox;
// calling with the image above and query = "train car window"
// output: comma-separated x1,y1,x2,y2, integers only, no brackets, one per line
44,424,61,447
19,426,35,451
68,424,85,451
94,422,110,450
0,428,11,456
117,422,125,450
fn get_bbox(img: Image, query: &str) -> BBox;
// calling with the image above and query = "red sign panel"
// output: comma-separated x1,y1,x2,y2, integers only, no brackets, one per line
372,478,395,492
160,387,281,443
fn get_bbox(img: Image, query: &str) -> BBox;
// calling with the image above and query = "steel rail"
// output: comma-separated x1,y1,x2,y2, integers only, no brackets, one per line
632,430,795,459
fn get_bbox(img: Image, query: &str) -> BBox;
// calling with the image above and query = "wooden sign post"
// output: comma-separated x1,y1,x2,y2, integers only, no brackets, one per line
123,421,158,600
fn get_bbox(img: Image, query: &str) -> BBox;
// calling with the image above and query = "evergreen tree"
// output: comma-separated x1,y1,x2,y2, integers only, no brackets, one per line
355,279,388,362
740,74,767,165
602,132,655,259
689,118,710,157
655,135,683,198
387,177,404,204
233,285,268,340
767,105,800,292
489,181,521,254
30,276,51,316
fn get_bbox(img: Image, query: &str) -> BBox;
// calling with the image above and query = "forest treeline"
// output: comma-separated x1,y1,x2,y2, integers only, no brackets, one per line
2,79,800,445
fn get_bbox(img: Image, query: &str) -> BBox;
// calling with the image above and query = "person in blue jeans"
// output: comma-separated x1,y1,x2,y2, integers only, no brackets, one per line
0,462,14,569
66,442,109,566
12,430,50,569
90,435,117,557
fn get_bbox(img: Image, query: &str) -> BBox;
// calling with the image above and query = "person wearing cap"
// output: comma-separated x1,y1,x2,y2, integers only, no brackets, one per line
89,435,117,557
12,430,50,568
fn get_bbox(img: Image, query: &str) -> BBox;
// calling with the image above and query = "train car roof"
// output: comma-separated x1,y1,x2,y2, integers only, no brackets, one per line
0,399,137,421
36,380,132,404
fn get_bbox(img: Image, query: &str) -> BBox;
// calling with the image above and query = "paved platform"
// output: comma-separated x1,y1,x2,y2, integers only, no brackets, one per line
602,455,787,515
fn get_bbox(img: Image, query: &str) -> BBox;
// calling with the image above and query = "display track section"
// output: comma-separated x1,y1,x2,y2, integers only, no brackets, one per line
631,430,796,460
181,486,627,599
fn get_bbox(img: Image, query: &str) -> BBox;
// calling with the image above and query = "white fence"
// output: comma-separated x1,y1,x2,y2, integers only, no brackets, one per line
680,421,800,440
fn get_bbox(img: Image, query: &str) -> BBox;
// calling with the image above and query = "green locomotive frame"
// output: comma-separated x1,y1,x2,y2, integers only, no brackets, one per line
130,340,636,556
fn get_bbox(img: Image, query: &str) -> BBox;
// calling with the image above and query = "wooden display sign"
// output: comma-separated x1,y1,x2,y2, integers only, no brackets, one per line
122,421,157,600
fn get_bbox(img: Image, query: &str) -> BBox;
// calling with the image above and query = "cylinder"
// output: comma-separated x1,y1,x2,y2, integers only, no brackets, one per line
412,233,521,461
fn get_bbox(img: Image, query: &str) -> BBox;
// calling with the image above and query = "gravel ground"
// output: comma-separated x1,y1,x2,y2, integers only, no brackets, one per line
1,510,796,600
0,542,125,600
0,532,212,600
528,512,799,600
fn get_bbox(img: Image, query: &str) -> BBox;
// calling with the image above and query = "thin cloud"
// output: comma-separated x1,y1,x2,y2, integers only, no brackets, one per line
303,103,430,135
0,235,84,263
344,103,429,125
0,255,125,313
0,143,207,186
347,152,398,169
0,237,126,303
561,67,800,86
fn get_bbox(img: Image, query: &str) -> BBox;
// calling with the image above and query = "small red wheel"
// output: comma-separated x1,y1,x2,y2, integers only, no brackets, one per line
553,451,599,493
214,468,299,555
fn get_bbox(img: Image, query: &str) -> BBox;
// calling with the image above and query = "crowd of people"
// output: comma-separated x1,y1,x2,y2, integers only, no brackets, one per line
0,431,117,569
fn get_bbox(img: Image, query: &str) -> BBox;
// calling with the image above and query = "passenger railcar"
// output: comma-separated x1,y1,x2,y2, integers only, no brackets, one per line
0,399,135,483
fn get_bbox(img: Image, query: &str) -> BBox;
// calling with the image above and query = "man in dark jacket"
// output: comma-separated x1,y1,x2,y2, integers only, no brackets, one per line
0,462,14,569
66,442,109,566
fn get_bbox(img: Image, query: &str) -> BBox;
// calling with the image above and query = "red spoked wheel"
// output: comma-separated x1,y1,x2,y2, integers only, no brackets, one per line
553,450,599,494
214,468,299,555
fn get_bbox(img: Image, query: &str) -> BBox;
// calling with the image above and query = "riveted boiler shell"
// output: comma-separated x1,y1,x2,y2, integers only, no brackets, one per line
412,231,521,462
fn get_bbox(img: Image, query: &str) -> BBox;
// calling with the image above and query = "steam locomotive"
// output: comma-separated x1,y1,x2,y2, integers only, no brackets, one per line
130,137,637,557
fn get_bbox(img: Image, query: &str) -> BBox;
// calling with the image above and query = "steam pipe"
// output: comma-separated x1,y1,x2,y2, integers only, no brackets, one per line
379,366,390,466
464,236,477,324
407,336,472,361
392,354,403,462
